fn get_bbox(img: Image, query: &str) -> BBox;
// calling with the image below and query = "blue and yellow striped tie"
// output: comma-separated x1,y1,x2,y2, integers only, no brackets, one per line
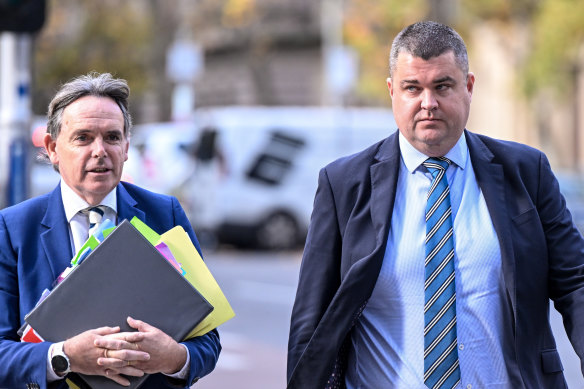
423,157,460,389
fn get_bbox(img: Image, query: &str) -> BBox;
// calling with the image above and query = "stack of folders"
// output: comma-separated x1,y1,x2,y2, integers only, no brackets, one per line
24,219,235,389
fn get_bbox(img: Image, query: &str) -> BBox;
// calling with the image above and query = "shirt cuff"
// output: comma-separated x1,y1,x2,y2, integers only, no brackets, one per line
46,342,62,382
163,344,190,379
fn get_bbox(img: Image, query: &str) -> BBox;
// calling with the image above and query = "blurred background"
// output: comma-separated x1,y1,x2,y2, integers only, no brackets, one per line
1,0,584,387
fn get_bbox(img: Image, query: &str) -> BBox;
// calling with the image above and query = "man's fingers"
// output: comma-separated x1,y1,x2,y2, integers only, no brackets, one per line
94,337,124,350
127,316,153,332
104,369,131,386
97,349,150,364
111,348,150,361
119,365,145,377
122,332,144,343
94,333,144,349
92,326,121,336
105,363,146,377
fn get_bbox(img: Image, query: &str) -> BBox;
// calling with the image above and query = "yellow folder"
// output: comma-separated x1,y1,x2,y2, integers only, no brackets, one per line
159,226,235,338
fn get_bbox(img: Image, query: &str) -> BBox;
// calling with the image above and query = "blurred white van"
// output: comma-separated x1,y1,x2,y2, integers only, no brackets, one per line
130,106,396,250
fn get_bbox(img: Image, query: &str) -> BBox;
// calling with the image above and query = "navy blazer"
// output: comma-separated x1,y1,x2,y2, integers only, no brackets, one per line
0,181,221,389
287,130,584,388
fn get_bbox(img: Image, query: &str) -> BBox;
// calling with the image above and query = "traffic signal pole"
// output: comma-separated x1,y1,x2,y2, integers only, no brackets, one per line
0,33,32,208
0,0,45,208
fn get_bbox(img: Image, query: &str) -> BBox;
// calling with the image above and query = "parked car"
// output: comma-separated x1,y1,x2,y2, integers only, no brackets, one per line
130,106,396,250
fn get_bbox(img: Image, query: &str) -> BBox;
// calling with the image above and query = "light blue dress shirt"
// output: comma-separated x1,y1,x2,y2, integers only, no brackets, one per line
345,133,511,389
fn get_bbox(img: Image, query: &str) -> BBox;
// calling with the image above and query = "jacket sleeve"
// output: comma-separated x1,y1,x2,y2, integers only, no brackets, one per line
0,212,55,389
180,329,221,386
171,196,222,385
287,167,343,383
537,154,584,369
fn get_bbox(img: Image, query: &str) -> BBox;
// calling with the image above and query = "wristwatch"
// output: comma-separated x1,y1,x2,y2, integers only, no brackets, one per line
50,341,71,376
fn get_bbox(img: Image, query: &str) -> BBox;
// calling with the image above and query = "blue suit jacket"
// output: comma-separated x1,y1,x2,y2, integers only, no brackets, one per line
0,181,221,389
287,130,584,388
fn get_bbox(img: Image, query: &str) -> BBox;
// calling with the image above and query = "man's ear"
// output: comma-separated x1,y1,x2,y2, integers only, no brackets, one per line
466,72,475,99
43,133,58,165
386,78,394,99
124,139,130,162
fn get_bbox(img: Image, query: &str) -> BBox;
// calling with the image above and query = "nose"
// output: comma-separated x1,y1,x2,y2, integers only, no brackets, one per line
91,138,106,158
421,89,438,112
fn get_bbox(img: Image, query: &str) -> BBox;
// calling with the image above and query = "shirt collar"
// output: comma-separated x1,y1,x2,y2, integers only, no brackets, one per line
398,131,468,174
60,180,118,222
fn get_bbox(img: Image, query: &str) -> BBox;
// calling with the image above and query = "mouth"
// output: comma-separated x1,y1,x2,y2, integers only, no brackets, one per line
416,118,442,126
87,167,111,174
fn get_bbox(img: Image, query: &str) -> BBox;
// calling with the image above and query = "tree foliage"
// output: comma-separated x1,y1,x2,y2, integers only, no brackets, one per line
33,0,154,116
344,0,427,104
343,0,583,102
522,0,584,97
32,0,583,115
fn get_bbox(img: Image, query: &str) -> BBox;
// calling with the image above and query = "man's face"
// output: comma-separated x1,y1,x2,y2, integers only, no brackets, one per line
387,51,474,157
44,95,129,205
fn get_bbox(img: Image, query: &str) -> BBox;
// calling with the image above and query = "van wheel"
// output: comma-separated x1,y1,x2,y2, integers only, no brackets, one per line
256,213,298,250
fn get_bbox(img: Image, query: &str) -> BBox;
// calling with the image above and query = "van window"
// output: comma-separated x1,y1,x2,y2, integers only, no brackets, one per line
246,131,305,185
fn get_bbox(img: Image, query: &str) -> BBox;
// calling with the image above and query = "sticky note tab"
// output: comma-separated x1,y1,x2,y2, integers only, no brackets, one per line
71,235,100,266
131,216,161,245
156,241,186,275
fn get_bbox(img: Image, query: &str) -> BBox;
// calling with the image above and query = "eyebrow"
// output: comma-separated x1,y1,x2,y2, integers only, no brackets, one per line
400,79,420,87
400,76,456,87
434,76,456,84
69,128,124,138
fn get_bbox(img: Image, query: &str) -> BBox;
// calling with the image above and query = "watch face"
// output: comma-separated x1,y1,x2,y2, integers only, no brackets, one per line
51,355,69,373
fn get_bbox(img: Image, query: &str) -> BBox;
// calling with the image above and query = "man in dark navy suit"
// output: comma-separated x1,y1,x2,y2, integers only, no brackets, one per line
0,72,220,388
288,21,584,389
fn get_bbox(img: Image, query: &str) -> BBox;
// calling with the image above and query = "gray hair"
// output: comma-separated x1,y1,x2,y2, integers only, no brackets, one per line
389,21,469,78
46,72,132,139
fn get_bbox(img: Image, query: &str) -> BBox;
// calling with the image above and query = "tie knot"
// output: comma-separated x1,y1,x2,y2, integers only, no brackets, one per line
83,206,106,226
423,157,451,174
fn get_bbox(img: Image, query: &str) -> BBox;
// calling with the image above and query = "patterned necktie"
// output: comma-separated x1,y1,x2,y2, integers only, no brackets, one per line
83,206,105,238
422,157,460,389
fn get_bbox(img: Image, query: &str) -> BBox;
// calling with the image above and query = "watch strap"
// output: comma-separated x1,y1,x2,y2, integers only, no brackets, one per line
51,341,71,375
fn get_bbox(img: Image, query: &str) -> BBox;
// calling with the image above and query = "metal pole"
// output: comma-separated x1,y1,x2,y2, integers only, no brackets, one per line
321,0,344,106
0,32,32,208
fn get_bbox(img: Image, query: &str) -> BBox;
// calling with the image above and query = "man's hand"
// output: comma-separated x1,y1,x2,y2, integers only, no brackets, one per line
94,316,187,375
63,326,149,386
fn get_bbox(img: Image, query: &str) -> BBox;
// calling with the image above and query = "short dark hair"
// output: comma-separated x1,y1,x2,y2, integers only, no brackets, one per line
389,21,469,77
46,72,132,139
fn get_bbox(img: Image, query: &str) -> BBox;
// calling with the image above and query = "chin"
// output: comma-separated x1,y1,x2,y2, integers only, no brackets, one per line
88,182,116,194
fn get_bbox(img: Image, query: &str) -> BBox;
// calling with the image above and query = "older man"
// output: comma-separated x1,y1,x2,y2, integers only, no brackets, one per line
0,72,220,388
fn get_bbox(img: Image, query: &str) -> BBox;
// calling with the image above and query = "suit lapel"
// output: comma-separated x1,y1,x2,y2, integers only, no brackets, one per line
116,183,146,224
340,133,400,299
465,131,517,325
370,132,401,248
40,183,147,281
40,184,74,280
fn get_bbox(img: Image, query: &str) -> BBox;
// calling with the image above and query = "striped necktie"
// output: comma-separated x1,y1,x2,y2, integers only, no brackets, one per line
422,157,460,389
83,206,106,238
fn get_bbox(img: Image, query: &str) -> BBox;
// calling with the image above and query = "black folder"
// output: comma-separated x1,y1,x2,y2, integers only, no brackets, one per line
25,219,214,389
